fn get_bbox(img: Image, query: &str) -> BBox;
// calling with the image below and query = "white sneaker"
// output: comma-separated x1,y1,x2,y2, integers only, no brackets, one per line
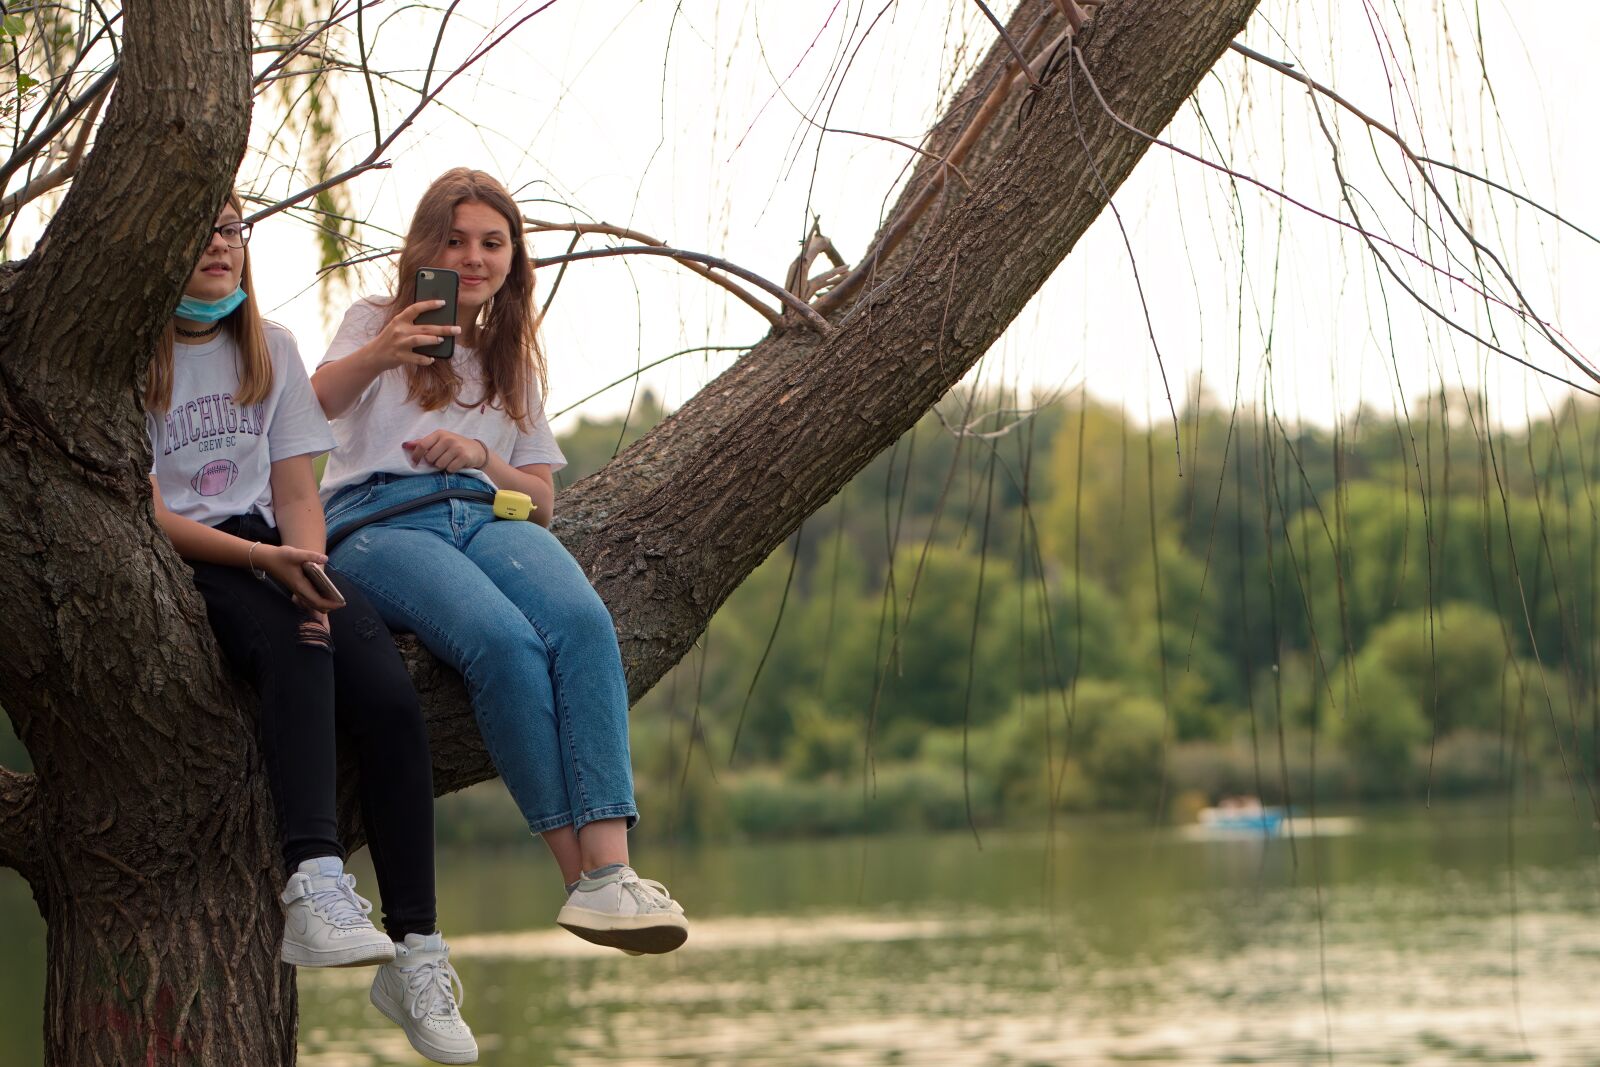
279,857,396,968
556,864,688,955
370,933,478,1065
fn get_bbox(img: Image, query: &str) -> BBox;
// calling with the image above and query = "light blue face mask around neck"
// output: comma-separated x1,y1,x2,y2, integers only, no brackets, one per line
175,286,247,324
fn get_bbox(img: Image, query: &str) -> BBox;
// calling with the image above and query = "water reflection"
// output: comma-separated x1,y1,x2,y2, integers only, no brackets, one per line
2,804,1598,1065
299,897,1600,1066
293,806,1600,1066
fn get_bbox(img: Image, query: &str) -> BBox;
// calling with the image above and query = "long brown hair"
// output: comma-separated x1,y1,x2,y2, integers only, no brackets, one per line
146,192,273,413
388,168,544,427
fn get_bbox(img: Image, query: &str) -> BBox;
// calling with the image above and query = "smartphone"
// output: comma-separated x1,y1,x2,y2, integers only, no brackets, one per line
413,268,459,359
302,561,348,608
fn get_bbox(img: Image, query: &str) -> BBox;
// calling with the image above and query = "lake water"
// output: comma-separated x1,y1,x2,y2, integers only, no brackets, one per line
3,801,1599,1064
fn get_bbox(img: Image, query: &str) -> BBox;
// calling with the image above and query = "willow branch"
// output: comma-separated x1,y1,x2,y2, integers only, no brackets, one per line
247,2,559,228
1415,155,1600,246
1069,45,1599,393
0,157,73,220
252,0,368,86
0,61,119,196
1053,0,1089,33
242,160,391,227
316,246,398,274
355,0,382,151
533,245,832,335
972,0,1044,89
0,83,109,221
524,219,783,327
787,119,973,190
1230,40,1600,381
785,225,845,299
549,344,755,420
7,9,122,165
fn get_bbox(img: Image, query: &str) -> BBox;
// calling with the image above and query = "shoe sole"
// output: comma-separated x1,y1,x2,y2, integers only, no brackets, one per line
370,979,479,1065
281,938,396,968
555,908,689,955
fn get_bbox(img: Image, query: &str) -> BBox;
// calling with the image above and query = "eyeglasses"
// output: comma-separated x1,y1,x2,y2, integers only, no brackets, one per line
212,221,253,248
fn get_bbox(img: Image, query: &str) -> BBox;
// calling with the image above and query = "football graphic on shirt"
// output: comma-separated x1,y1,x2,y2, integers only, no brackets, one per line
191,459,239,497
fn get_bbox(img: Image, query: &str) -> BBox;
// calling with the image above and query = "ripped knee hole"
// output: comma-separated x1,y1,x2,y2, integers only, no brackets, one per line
296,619,334,652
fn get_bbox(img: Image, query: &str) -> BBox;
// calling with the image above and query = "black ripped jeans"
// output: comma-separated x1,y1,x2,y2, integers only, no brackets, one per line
190,514,437,940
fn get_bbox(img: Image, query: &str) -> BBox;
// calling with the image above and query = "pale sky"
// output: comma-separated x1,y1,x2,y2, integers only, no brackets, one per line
23,1,1600,434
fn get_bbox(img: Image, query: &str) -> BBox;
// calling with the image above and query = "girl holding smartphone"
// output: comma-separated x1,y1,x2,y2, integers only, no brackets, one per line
313,168,688,960
148,195,476,1064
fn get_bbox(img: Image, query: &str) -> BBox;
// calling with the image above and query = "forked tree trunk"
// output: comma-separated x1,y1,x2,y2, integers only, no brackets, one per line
0,1,1257,1062
0,0,294,1062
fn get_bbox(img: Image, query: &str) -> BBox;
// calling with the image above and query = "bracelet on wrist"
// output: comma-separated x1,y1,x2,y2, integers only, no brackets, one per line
247,541,268,580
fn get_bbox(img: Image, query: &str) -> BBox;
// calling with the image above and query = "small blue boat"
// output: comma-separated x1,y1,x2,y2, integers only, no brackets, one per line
1196,797,1286,833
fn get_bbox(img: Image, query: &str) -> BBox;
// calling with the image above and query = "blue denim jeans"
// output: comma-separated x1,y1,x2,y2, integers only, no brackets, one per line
326,472,637,834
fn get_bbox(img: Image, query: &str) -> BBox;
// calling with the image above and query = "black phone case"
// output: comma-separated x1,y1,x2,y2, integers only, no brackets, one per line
413,268,459,359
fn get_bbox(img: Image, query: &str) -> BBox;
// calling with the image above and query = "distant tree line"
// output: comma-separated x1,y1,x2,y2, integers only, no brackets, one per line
570,386,1600,838
8,386,1586,839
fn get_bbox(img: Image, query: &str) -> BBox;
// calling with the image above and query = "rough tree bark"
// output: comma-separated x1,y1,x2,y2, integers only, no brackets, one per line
0,0,1257,1063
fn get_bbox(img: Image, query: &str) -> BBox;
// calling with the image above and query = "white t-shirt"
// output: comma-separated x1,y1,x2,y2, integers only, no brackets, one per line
147,323,336,527
317,297,567,500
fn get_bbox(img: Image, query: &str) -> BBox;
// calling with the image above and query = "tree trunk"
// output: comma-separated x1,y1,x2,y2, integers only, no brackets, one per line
0,0,1258,1063
0,0,292,1063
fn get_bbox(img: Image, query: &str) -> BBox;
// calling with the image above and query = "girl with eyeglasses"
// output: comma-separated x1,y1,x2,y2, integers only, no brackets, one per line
146,194,475,1063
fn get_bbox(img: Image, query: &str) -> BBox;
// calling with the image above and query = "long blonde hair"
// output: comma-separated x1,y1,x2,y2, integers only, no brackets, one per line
146,192,273,412
388,168,544,428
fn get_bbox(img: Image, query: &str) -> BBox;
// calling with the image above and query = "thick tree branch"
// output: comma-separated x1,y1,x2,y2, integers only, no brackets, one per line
0,766,40,882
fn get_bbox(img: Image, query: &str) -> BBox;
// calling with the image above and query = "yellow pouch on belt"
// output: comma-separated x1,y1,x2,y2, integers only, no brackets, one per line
493,490,535,521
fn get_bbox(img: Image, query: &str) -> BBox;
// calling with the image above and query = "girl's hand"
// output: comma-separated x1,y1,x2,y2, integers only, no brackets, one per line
368,301,460,371
257,544,345,613
402,430,490,474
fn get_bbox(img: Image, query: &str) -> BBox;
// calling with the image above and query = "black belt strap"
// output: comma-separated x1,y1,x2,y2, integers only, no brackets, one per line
326,487,495,552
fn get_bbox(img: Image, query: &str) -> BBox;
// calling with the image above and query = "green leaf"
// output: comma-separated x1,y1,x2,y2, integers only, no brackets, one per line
17,72,37,92
1,15,24,37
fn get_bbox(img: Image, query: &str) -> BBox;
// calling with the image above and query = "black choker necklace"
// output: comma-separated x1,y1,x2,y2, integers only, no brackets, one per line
174,322,221,339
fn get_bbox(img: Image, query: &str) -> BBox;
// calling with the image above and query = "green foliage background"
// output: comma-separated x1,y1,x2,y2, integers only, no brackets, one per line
594,387,1600,840
6,386,1592,842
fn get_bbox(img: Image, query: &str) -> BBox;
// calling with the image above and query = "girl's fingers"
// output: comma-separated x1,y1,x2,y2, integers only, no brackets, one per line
400,299,447,323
